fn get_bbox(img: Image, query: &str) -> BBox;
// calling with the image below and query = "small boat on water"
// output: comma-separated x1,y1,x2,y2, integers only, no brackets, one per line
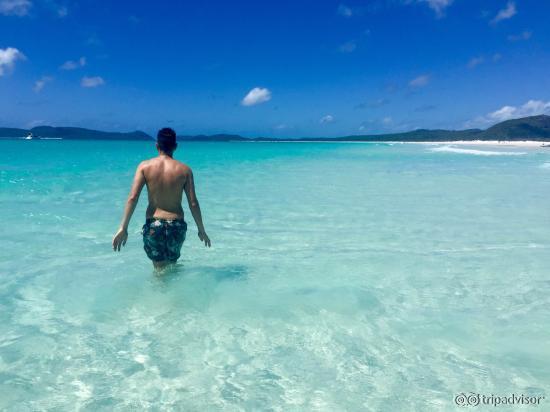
24,132,33,140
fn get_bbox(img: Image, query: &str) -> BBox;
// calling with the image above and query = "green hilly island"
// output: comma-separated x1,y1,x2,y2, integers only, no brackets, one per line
1,115,549,142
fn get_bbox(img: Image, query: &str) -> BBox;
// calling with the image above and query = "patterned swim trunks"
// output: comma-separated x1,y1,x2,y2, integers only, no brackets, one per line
142,218,187,262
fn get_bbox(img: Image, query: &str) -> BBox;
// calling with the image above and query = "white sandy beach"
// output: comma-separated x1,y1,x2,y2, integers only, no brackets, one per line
249,140,548,147
405,140,548,147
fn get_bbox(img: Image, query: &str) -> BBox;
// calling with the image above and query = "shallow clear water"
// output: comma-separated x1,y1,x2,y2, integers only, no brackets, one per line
1,140,549,411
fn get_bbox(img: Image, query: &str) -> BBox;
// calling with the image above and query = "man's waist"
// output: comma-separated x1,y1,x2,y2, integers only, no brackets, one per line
146,206,184,221
146,216,185,223
144,217,187,228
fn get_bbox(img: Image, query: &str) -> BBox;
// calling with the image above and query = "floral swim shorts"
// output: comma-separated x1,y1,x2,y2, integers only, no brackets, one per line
142,218,187,262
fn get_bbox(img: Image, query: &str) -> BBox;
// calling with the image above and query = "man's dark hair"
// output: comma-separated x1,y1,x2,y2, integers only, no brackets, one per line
157,127,177,154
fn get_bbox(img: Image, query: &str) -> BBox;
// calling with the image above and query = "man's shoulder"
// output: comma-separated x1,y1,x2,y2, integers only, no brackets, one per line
173,159,191,173
138,157,191,174
137,158,155,169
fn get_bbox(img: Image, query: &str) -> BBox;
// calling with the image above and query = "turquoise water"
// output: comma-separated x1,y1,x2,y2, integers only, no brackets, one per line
1,140,550,410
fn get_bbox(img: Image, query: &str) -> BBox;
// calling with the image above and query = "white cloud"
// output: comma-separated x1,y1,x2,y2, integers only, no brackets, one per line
33,76,53,92
492,100,550,121
419,0,453,18
57,6,67,17
491,1,516,24
0,0,31,16
508,30,531,41
409,74,430,88
81,76,105,88
339,41,356,53
467,54,501,68
489,106,516,122
25,119,46,128
241,87,271,106
372,98,390,107
275,123,290,130
337,4,353,17
0,47,25,75
60,56,86,70
355,98,390,109
467,56,485,69
359,117,406,132
87,33,101,46
466,99,550,128
320,115,335,124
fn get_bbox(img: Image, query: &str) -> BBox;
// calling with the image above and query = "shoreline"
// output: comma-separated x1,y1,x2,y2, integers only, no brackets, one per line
2,138,548,147
237,140,548,147
402,140,547,148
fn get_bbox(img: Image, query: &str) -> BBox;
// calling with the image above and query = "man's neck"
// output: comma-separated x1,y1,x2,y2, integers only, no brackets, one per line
158,152,173,158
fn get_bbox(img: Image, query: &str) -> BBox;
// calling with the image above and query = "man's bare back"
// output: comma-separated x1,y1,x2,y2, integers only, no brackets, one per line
142,155,188,220
112,128,210,269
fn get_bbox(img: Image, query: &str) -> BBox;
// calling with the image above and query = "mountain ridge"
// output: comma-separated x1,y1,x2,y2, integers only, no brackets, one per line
1,115,549,141
0,126,152,140
177,115,550,142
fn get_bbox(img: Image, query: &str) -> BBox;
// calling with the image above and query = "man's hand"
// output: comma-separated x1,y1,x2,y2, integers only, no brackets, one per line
112,228,128,251
198,230,211,247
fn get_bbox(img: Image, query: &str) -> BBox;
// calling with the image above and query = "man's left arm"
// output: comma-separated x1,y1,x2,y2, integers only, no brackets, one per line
113,163,146,251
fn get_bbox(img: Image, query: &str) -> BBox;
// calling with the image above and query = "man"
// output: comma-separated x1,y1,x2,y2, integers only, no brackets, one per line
112,128,211,269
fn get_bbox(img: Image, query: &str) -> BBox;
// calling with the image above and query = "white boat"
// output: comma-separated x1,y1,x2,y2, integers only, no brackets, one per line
24,132,33,140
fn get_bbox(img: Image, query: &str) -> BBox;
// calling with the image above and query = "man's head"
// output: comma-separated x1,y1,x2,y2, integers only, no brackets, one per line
156,127,177,155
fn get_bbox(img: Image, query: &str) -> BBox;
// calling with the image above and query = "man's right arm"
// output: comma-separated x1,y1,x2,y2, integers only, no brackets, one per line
184,167,211,247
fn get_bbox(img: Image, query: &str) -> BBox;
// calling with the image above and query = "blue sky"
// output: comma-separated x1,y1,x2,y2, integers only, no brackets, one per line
0,0,549,137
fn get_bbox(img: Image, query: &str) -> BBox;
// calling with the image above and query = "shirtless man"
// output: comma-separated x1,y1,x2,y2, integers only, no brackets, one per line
112,127,210,269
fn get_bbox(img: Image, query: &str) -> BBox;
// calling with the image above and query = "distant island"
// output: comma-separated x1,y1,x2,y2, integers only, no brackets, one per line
1,115,549,142
177,115,550,142
0,126,151,140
